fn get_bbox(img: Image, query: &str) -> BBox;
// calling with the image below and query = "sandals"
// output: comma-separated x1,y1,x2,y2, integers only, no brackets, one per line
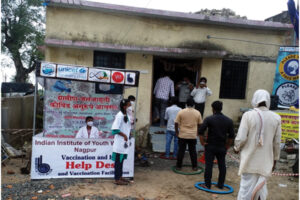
114,180,128,185
199,184,210,189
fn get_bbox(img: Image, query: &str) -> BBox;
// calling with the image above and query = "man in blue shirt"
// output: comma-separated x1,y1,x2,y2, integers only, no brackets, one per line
164,97,181,158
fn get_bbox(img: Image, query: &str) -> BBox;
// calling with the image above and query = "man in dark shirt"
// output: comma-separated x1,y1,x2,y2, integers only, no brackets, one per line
198,101,234,190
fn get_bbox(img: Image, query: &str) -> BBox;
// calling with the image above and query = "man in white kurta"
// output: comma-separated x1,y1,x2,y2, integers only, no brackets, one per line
234,89,281,200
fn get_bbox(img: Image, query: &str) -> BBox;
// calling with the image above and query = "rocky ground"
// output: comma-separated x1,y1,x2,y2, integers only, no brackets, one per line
2,149,299,200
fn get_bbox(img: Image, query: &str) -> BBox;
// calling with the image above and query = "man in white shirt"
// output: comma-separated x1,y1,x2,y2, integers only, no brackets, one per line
164,97,181,158
190,77,212,117
234,89,282,200
153,72,175,127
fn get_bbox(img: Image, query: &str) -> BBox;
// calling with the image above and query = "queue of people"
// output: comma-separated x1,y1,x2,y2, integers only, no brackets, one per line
75,88,282,200
157,88,281,200
153,73,212,127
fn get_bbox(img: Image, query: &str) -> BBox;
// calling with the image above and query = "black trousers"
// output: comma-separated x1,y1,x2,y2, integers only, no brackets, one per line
195,102,205,117
204,144,227,189
114,153,124,180
176,138,198,168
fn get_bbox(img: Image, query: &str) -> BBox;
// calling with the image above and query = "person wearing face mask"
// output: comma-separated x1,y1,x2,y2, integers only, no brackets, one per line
76,116,100,138
127,95,136,128
190,77,212,117
111,99,132,185
176,77,194,109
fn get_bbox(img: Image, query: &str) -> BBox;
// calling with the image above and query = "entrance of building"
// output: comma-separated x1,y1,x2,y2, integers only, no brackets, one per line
151,56,202,126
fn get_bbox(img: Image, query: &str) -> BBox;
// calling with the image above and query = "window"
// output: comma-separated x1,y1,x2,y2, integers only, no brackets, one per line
93,51,125,69
93,51,126,94
219,60,248,99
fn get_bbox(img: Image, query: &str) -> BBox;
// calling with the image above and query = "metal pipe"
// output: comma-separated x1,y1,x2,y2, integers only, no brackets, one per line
32,74,38,136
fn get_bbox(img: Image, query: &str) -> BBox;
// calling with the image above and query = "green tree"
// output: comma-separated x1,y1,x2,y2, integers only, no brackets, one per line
1,0,45,83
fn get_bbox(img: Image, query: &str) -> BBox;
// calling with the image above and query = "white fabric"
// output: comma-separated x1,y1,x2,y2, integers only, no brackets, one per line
234,90,281,177
190,87,212,103
153,76,175,100
237,173,268,200
76,126,99,139
251,89,270,109
165,105,181,131
111,111,131,154
251,89,270,146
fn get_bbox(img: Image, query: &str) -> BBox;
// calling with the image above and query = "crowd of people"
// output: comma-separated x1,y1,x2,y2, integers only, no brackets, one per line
76,85,281,199
153,72,212,127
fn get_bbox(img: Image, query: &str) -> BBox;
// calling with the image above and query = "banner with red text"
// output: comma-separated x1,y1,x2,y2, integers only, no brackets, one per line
31,134,134,179
43,78,122,137
276,112,299,142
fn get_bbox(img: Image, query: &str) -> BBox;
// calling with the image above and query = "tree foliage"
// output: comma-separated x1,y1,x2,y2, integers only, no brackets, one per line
1,0,45,83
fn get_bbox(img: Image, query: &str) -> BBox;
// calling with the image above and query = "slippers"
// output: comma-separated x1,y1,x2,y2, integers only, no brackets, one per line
114,180,128,185
120,177,130,183
199,184,210,189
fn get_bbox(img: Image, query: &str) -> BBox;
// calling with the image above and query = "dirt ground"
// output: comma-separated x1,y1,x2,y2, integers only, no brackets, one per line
2,150,299,200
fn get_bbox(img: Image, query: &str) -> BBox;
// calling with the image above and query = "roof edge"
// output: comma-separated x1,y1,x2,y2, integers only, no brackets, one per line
48,0,293,30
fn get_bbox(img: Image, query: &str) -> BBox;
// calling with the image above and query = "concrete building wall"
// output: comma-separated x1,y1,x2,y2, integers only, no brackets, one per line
124,53,153,130
202,58,277,121
46,7,289,58
45,47,94,67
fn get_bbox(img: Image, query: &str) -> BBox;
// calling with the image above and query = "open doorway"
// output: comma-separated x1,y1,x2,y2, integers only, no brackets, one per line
151,56,202,126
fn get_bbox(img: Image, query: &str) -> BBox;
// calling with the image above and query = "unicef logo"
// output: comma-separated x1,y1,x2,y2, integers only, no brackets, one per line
279,54,299,81
275,82,299,106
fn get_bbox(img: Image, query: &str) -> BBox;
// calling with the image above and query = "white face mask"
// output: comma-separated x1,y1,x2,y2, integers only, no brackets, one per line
130,101,135,107
87,121,93,127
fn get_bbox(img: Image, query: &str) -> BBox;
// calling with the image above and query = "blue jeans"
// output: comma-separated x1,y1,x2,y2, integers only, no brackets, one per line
165,130,178,158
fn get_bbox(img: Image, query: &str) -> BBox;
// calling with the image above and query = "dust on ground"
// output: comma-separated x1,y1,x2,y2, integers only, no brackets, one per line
2,150,299,200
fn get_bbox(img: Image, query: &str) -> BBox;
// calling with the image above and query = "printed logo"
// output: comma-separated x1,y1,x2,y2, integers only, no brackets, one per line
279,54,299,81
57,65,88,80
79,68,87,73
275,82,299,106
111,71,125,84
35,155,52,175
88,68,111,82
125,72,136,85
41,63,56,77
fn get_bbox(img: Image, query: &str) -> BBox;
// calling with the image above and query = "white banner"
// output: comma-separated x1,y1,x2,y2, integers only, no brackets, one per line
31,134,135,179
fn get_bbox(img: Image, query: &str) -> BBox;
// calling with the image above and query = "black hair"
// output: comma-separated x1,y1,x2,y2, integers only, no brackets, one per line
211,101,223,112
85,116,93,122
120,99,130,123
186,97,195,107
258,102,267,107
128,95,136,101
199,77,207,83
169,96,178,106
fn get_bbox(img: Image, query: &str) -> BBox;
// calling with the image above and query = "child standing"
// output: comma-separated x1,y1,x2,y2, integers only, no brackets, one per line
164,97,181,158
111,99,132,185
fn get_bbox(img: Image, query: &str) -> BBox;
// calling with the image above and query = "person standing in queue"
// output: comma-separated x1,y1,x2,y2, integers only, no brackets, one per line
176,77,194,109
76,116,100,138
175,97,202,171
190,77,212,117
111,99,132,185
198,101,234,190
